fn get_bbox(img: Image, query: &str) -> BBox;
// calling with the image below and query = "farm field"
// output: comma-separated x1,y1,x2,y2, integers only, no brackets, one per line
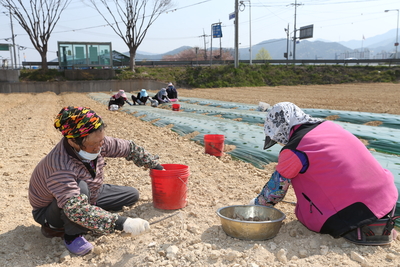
0,82,399,267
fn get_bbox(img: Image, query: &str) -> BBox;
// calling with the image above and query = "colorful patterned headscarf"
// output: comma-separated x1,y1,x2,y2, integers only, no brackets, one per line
263,102,323,149
54,106,103,138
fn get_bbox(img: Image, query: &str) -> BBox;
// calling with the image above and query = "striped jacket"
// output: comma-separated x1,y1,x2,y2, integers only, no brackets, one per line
29,136,159,210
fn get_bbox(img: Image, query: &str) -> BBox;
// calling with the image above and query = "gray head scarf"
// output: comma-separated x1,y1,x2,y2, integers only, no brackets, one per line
263,102,324,149
160,88,167,96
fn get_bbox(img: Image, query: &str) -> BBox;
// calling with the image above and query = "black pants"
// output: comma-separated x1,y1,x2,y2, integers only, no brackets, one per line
131,95,149,105
32,181,139,235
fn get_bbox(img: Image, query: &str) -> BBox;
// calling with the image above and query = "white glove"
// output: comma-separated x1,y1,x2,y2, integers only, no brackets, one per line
123,218,150,236
249,198,256,205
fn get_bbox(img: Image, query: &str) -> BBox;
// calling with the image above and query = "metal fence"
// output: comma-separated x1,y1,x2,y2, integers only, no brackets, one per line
21,58,400,69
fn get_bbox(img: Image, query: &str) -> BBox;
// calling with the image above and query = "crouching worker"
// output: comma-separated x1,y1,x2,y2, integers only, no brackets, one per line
131,89,149,105
29,106,164,256
251,102,399,246
153,88,171,105
166,82,178,100
108,89,133,110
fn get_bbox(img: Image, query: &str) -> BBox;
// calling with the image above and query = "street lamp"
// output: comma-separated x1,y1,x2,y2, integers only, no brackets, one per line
385,9,399,59
284,25,289,61
17,45,27,68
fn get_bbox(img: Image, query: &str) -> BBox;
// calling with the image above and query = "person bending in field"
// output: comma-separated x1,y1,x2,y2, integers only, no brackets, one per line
131,89,149,105
29,106,164,255
108,89,133,110
166,82,178,100
250,102,399,246
152,88,171,105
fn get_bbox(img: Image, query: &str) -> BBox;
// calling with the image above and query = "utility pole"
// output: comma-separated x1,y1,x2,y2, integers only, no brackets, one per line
291,0,303,60
219,20,222,60
194,47,199,65
384,9,399,59
249,0,252,65
210,24,213,65
200,30,208,60
234,0,239,68
239,0,252,65
5,8,17,69
210,22,222,66
220,32,222,59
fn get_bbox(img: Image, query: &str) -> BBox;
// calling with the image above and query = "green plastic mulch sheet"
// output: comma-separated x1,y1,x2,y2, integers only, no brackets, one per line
90,92,280,168
179,97,400,129
90,93,400,222
141,96,400,156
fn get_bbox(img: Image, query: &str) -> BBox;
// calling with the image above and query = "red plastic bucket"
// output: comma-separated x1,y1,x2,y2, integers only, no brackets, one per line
150,164,190,210
172,104,180,111
204,134,225,157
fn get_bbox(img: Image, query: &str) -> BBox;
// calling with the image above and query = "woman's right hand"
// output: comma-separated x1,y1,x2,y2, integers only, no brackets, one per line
122,218,150,236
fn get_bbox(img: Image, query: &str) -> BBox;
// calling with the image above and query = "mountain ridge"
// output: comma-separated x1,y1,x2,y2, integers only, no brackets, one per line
133,29,398,60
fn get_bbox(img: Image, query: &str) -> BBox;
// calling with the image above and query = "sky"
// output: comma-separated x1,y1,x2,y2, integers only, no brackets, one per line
0,0,399,63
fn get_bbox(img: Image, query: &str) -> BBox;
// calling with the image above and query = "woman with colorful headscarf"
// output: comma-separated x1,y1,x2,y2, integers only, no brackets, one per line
108,89,133,110
29,106,164,256
251,102,398,246
131,89,149,105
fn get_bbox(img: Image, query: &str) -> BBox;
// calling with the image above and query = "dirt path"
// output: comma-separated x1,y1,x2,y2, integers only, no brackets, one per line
0,83,399,267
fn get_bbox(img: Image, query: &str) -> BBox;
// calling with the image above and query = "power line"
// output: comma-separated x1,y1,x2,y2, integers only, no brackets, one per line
252,0,380,6
49,0,213,35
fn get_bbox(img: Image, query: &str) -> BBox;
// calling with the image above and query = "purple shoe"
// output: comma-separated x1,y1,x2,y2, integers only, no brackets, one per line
64,236,93,256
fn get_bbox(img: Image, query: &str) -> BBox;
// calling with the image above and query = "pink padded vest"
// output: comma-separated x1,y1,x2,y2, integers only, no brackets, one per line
282,121,398,237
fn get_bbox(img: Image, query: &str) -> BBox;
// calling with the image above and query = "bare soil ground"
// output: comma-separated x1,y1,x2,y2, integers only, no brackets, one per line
0,83,399,267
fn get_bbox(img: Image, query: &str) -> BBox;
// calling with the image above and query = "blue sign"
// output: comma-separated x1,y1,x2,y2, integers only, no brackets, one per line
213,24,222,38
229,12,235,20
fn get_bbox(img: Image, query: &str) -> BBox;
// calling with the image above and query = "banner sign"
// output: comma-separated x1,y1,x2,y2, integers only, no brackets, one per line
0,43,9,51
299,24,314,40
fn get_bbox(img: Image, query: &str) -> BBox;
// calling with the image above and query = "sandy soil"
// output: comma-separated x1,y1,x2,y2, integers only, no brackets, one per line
0,83,400,267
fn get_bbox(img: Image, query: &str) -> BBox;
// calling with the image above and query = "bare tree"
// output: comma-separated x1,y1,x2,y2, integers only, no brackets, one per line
88,0,173,71
0,0,71,70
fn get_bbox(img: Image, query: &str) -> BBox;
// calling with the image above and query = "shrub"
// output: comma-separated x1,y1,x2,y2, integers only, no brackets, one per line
20,65,400,86
20,69,65,82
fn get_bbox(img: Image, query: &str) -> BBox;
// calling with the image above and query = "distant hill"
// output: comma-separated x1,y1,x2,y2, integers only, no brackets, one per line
131,41,359,60
337,29,396,50
129,46,192,61
240,39,351,60
125,30,398,60
136,50,158,56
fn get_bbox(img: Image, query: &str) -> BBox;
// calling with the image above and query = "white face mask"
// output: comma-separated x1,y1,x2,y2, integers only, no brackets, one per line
78,149,101,161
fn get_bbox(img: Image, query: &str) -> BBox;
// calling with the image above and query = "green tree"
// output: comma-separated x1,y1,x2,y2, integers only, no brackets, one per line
255,48,272,60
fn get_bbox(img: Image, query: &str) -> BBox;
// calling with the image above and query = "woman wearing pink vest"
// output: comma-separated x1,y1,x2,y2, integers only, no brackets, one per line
251,102,398,245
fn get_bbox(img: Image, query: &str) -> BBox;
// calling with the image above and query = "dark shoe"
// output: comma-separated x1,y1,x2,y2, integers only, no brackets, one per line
64,236,93,256
342,218,395,246
41,223,65,238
